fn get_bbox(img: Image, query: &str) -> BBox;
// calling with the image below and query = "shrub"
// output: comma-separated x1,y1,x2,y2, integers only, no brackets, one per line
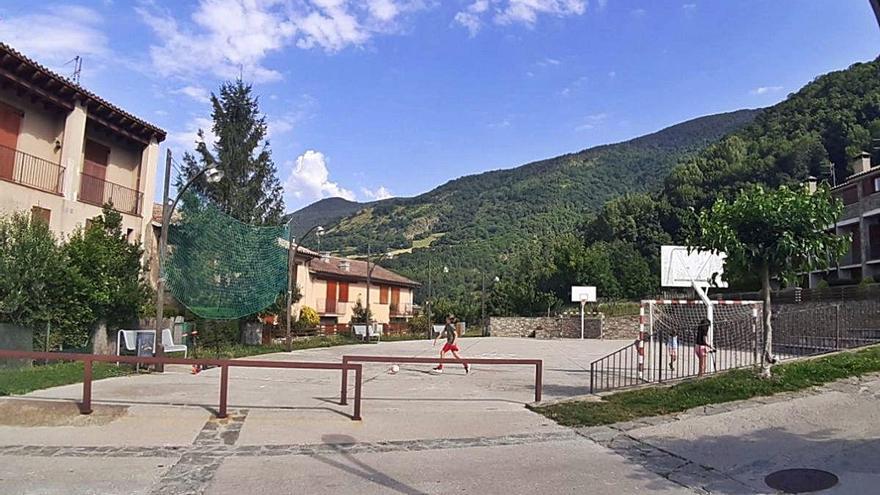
299,306,320,326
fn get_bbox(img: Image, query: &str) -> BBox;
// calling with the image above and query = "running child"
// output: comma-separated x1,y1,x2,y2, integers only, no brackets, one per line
432,315,469,374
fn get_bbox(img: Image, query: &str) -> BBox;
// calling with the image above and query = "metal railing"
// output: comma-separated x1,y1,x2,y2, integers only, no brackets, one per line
589,341,642,393
340,355,543,404
316,299,348,315
78,171,143,215
0,144,64,194
390,303,414,316
0,350,364,420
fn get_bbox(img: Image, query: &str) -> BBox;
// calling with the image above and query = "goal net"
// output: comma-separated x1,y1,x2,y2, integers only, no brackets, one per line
641,300,762,382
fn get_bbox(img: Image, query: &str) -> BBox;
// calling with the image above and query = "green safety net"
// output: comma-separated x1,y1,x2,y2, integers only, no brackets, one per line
165,196,290,320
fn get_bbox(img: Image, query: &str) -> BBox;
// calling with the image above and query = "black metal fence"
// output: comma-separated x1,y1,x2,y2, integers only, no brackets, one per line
0,144,64,194
589,299,880,394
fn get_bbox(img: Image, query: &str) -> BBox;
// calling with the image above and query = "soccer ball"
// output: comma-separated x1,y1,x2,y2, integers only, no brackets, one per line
390,364,400,374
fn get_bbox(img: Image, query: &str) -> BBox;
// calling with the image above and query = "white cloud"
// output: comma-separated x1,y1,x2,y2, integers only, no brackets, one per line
631,8,647,17
453,0,489,36
173,85,212,104
139,0,431,82
559,75,588,97
537,57,561,67
454,0,585,35
496,0,586,26
286,150,355,202
267,93,318,138
0,5,109,67
574,112,607,132
361,185,394,200
167,117,217,153
750,86,784,95
682,3,696,10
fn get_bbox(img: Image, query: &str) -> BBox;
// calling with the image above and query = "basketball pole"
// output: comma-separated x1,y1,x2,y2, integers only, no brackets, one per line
580,299,586,339
691,280,716,372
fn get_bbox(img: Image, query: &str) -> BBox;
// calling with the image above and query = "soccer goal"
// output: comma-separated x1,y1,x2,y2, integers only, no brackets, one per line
640,299,762,383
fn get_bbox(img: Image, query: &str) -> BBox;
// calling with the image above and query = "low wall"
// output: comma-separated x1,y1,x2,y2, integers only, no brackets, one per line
488,316,602,339
601,315,640,340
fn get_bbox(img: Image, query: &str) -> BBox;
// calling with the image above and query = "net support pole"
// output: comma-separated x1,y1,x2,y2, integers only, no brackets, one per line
692,281,716,372
580,300,586,339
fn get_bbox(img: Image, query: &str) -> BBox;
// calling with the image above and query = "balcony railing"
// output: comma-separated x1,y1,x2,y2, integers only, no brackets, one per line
316,299,349,315
0,144,64,194
390,303,414,317
78,171,143,216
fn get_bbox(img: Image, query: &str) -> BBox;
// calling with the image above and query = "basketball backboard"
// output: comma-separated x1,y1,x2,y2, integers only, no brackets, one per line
571,286,597,303
660,246,728,288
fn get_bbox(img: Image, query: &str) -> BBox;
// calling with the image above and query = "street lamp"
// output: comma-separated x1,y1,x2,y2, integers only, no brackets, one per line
286,224,324,351
481,274,500,336
365,245,392,341
155,150,224,371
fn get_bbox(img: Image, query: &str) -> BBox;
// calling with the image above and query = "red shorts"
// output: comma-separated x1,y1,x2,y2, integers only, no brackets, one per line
442,343,459,353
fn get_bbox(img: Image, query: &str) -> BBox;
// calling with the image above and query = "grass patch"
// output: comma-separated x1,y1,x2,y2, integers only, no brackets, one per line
535,345,880,427
0,361,135,396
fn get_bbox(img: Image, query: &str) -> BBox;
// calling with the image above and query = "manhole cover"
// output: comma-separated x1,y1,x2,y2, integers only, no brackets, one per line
765,469,839,493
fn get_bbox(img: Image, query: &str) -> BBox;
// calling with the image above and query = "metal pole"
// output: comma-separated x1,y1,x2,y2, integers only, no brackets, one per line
534,361,543,402
366,244,371,341
481,272,486,336
353,364,362,421
580,300,585,339
286,223,295,352
154,149,172,372
427,259,432,339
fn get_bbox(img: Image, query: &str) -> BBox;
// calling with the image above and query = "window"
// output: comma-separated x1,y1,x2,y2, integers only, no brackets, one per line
379,285,389,304
126,228,134,242
875,177,880,194
31,206,50,225
840,187,859,205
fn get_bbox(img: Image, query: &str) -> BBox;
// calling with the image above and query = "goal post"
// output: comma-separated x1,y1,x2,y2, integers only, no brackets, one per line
640,299,762,381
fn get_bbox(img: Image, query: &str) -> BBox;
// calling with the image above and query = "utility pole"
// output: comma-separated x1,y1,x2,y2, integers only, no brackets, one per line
285,222,295,351
481,272,486,335
154,149,172,372
366,244,372,341
427,259,432,339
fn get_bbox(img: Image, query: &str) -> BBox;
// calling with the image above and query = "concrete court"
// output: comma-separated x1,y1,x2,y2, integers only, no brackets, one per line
3,337,878,494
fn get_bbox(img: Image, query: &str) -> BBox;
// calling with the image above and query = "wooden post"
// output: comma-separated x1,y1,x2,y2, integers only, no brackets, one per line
353,364,362,421
80,359,93,415
218,365,229,419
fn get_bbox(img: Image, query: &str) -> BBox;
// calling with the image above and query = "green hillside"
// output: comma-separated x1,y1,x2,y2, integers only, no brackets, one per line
285,197,372,239
303,109,759,299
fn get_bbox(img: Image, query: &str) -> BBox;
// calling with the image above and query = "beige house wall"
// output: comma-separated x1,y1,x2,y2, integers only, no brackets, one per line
292,270,413,325
0,91,160,244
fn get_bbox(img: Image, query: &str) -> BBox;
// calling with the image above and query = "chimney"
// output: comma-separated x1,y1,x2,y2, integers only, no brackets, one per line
852,151,872,175
320,251,331,263
804,176,817,194
338,260,351,272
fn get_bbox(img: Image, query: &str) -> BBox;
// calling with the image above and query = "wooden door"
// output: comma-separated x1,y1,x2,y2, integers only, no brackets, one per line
0,102,22,181
391,287,401,314
325,281,338,314
338,282,349,302
80,139,109,205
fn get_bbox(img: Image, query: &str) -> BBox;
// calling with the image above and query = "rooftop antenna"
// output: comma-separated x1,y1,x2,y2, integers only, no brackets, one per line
65,56,82,85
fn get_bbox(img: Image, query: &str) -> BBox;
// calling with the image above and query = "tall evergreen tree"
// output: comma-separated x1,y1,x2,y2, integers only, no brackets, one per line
180,79,285,225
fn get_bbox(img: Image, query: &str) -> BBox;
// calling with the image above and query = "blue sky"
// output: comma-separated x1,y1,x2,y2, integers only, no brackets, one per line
1,1,878,211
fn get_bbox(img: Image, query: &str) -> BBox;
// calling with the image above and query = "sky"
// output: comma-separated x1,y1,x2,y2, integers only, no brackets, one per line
0,0,878,212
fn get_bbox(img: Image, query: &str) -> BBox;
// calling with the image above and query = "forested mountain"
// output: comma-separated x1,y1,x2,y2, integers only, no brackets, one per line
291,109,759,308
285,197,371,238
520,57,880,315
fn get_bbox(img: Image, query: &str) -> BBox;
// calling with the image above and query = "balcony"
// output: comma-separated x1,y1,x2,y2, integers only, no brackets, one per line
0,144,64,194
78,172,143,216
316,299,348,316
390,303,414,317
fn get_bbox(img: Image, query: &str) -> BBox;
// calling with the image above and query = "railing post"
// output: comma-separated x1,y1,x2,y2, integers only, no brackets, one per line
218,365,229,419
534,361,543,403
352,364,362,421
81,358,93,415
835,304,841,350
340,357,349,406
590,362,595,394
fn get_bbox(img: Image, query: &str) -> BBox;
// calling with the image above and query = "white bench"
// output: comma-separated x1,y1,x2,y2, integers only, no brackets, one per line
353,324,382,342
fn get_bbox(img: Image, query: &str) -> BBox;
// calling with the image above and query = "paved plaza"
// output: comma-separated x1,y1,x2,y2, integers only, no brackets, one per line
0,337,878,494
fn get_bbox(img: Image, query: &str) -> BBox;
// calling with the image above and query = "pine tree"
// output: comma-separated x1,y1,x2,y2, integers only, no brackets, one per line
180,79,285,225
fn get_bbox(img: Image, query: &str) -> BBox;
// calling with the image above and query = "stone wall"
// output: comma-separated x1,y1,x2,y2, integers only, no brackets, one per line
488,316,602,339
0,322,33,368
601,315,640,340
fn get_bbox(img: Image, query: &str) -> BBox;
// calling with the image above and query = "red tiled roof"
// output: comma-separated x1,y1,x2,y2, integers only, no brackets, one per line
309,255,420,288
0,42,166,144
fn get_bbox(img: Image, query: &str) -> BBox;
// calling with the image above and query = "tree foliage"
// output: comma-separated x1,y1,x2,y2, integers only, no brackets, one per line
694,184,849,375
180,79,285,225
